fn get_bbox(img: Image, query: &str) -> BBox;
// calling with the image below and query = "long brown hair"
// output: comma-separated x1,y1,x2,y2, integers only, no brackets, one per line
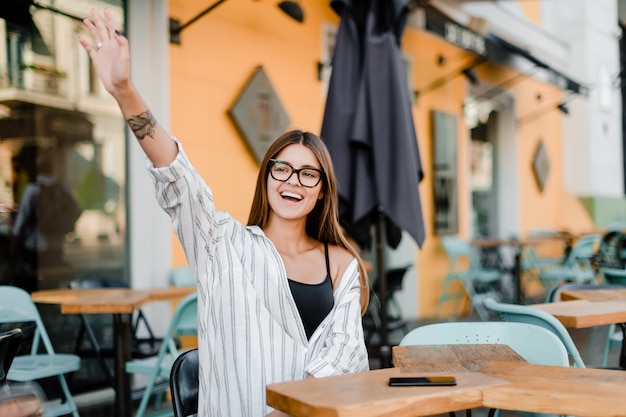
247,130,370,315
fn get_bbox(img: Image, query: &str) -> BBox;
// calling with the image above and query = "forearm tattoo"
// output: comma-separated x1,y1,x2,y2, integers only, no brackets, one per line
127,110,157,140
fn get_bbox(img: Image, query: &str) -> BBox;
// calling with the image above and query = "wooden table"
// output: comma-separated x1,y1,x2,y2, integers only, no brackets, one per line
531,299,626,328
32,286,195,417
480,361,626,416
267,343,626,417
267,367,505,417
267,343,626,416
533,299,626,368
560,288,626,302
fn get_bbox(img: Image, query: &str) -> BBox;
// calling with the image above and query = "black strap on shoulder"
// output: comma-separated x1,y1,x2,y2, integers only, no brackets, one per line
324,242,331,279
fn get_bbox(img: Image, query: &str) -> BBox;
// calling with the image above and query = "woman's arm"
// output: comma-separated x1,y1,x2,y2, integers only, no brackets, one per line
78,9,177,167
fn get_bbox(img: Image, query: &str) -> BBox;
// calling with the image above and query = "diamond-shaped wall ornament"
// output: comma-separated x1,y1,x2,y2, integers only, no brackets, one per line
228,66,290,163
532,139,550,192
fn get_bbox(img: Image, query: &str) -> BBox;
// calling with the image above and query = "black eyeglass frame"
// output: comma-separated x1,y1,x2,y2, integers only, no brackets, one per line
268,159,325,188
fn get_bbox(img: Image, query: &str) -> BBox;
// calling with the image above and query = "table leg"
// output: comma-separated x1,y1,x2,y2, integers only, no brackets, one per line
619,323,626,370
514,248,523,305
114,314,132,417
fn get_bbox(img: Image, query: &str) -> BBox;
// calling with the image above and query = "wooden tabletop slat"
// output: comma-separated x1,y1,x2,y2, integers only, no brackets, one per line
266,367,504,417
479,361,626,417
531,299,626,328
560,288,626,302
392,344,525,372
31,287,196,314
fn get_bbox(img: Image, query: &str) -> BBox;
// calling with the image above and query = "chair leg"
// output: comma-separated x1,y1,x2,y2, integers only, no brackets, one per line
133,370,173,417
602,324,619,368
81,315,117,390
43,375,80,417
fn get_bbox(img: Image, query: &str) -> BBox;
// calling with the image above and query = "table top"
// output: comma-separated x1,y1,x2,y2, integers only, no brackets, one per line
560,288,626,302
266,344,626,417
266,367,504,417
392,344,525,372
480,361,626,416
31,286,196,314
531,299,626,328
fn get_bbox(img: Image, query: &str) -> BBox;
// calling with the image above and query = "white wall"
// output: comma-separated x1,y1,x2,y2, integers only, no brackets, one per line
128,0,173,335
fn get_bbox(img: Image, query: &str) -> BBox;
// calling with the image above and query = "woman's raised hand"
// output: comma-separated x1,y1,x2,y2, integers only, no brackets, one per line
78,9,131,99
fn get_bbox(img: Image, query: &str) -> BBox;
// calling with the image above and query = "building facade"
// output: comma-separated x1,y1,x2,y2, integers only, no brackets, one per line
0,1,622,344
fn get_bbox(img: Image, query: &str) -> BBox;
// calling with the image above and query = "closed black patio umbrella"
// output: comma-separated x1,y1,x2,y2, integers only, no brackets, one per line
321,0,425,367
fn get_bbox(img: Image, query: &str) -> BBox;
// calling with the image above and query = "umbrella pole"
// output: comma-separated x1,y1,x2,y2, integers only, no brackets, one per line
375,207,391,367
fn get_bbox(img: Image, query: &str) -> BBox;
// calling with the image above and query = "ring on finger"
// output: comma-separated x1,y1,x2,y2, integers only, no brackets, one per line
95,41,103,50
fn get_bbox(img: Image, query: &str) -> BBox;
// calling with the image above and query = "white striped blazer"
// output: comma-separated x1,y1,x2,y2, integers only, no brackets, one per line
148,140,369,416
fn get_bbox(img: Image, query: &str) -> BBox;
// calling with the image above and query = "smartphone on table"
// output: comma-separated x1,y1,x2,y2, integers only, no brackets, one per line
388,376,457,386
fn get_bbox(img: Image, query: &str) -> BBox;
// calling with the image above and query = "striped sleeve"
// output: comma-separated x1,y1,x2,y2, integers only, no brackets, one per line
146,138,222,282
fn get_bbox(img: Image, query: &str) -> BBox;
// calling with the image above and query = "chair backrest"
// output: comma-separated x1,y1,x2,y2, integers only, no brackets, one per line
0,286,55,355
170,348,199,417
170,267,196,287
600,267,626,286
156,292,198,359
0,328,23,384
399,321,569,367
565,234,601,267
373,265,412,295
441,236,481,272
482,297,585,367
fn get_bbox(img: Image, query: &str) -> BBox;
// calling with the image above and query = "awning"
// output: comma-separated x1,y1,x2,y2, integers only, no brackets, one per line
423,5,588,97
0,105,93,145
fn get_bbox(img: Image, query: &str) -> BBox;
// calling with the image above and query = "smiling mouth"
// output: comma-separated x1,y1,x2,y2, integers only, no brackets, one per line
280,191,303,202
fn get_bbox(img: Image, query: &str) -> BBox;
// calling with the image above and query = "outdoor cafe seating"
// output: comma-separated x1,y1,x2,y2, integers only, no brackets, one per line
0,286,81,417
437,236,503,320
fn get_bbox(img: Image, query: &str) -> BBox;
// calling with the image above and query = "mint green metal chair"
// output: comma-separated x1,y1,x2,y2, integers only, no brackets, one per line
538,234,601,301
169,267,195,288
0,286,81,417
483,297,585,368
400,321,569,366
598,268,626,367
400,321,569,417
437,236,502,320
125,292,198,417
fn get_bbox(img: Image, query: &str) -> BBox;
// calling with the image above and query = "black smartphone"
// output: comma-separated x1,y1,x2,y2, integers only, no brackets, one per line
388,376,457,387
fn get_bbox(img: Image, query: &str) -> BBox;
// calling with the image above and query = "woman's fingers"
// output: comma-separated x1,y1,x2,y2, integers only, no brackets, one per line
82,9,119,52
103,9,119,40
81,17,100,50
90,9,110,43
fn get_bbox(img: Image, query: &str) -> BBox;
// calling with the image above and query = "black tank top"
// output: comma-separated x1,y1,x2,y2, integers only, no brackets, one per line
288,243,335,339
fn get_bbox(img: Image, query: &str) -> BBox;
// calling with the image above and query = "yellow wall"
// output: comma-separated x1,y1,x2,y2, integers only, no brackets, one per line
168,1,338,266
168,1,594,318
519,0,542,25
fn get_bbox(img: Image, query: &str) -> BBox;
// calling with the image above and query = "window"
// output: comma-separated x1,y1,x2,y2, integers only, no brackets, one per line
431,110,458,234
0,0,127,395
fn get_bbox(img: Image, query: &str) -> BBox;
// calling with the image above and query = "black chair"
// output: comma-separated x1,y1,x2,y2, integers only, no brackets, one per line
0,328,45,414
69,276,164,391
364,265,412,344
0,328,22,386
170,349,199,417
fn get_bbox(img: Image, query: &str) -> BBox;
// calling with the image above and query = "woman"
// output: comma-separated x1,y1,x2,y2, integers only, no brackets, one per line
79,9,369,417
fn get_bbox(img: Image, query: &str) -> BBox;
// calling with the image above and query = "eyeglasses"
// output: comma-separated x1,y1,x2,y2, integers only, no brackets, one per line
269,159,324,188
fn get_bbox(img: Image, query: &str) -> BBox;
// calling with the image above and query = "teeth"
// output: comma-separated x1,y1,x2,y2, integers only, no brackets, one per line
281,191,303,200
